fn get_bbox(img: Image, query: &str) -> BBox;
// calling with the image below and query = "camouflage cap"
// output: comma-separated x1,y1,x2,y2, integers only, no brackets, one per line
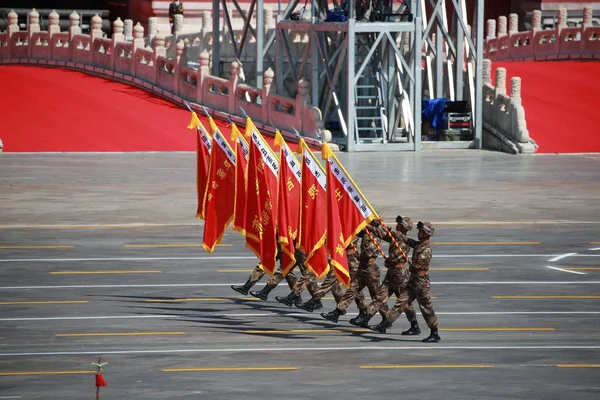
417,221,434,236
396,215,413,230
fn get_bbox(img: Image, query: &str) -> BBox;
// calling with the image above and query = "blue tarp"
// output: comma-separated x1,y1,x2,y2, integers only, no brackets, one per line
422,98,449,130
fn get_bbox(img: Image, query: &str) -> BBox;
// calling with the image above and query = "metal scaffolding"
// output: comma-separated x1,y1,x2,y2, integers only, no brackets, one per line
211,0,485,151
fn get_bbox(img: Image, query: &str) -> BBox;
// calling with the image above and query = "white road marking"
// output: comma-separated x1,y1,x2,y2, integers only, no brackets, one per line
2,311,600,322
2,345,600,357
591,248,600,251
3,254,600,263
548,253,578,262
1,281,599,290
546,266,587,275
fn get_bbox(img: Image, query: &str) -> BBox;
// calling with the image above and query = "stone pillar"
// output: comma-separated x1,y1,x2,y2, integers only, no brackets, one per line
7,9,18,34
508,13,518,35
557,7,568,29
486,19,496,40
124,19,133,41
265,6,275,31
90,14,103,41
28,8,40,34
497,16,507,38
510,77,529,143
173,39,185,96
153,31,167,58
196,49,210,104
173,14,184,36
132,23,145,52
147,17,158,42
495,67,507,96
48,10,60,38
532,10,542,32
262,67,274,122
296,78,310,135
112,18,125,42
482,59,492,85
229,61,240,113
69,11,81,39
583,6,593,29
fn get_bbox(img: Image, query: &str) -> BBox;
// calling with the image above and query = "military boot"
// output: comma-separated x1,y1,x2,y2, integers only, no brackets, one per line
230,279,253,296
296,297,320,312
313,299,323,310
401,321,421,335
320,308,344,323
275,292,298,307
293,295,305,308
249,284,275,301
349,312,373,328
368,318,392,334
422,328,441,343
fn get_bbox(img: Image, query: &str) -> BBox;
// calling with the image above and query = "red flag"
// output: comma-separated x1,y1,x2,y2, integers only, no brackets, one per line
297,138,328,279
202,127,236,253
231,123,249,235
187,112,212,219
322,142,375,286
244,118,280,275
274,130,301,275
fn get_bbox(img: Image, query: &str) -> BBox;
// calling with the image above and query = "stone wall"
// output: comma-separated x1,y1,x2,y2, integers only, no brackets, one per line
484,6,600,61
0,8,323,150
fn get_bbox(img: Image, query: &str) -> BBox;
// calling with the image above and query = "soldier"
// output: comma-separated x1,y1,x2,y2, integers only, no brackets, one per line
349,216,418,331
168,0,184,33
296,240,367,313
274,248,322,309
369,221,441,343
231,241,298,299
320,220,386,323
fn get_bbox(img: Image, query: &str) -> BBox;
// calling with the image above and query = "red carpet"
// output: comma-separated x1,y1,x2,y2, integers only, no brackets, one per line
495,61,600,153
0,66,293,152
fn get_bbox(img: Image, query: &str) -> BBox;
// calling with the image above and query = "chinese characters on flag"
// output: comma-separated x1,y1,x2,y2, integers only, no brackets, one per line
187,111,212,219
274,131,301,275
244,118,280,275
322,142,375,286
202,128,237,253
297,138,329,279
231,123,250,235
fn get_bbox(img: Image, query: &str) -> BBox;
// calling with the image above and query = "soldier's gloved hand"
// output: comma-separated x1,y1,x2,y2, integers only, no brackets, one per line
370,219,381,227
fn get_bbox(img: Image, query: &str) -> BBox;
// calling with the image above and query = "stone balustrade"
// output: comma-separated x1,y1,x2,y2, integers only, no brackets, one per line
481,59,537,154
0,8,323,147
484,6,600,61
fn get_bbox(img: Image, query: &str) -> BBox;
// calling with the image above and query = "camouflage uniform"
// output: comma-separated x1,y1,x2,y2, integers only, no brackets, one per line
320,226,384,323
274,249,319,307
350,217,417,328
231,243,297,297
296,244,366,312
374,221,440,342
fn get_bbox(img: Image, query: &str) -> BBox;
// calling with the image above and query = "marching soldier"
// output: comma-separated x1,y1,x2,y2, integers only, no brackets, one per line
349,215,417,331
231,240,298,299
320,220,385,323
296,240,366,313
274,248,321,308
369,221,441,343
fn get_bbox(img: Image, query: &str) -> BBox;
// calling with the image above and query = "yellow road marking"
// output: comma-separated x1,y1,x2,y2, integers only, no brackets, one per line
162,367,299,372
123,243,232,248
0,300,88,305
360,365,494,369
145,298,259,302
493,296,600,299
430,268,489,271
0,371,95,376
56,332,186,337
557,364,600,368
246,329,344,334
562,268,600,271
0,245,74,249
440,328,555,331
218,269,254,272
433,242,540,245
50,270,162,275
590,242,600,244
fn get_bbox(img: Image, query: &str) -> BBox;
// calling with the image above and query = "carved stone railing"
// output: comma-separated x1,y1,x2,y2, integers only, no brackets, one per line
484,6,600,61
481,59,537,154
0,8,324,147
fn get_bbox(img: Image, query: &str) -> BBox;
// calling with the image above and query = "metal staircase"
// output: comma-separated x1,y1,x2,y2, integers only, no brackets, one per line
354,44,387,143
